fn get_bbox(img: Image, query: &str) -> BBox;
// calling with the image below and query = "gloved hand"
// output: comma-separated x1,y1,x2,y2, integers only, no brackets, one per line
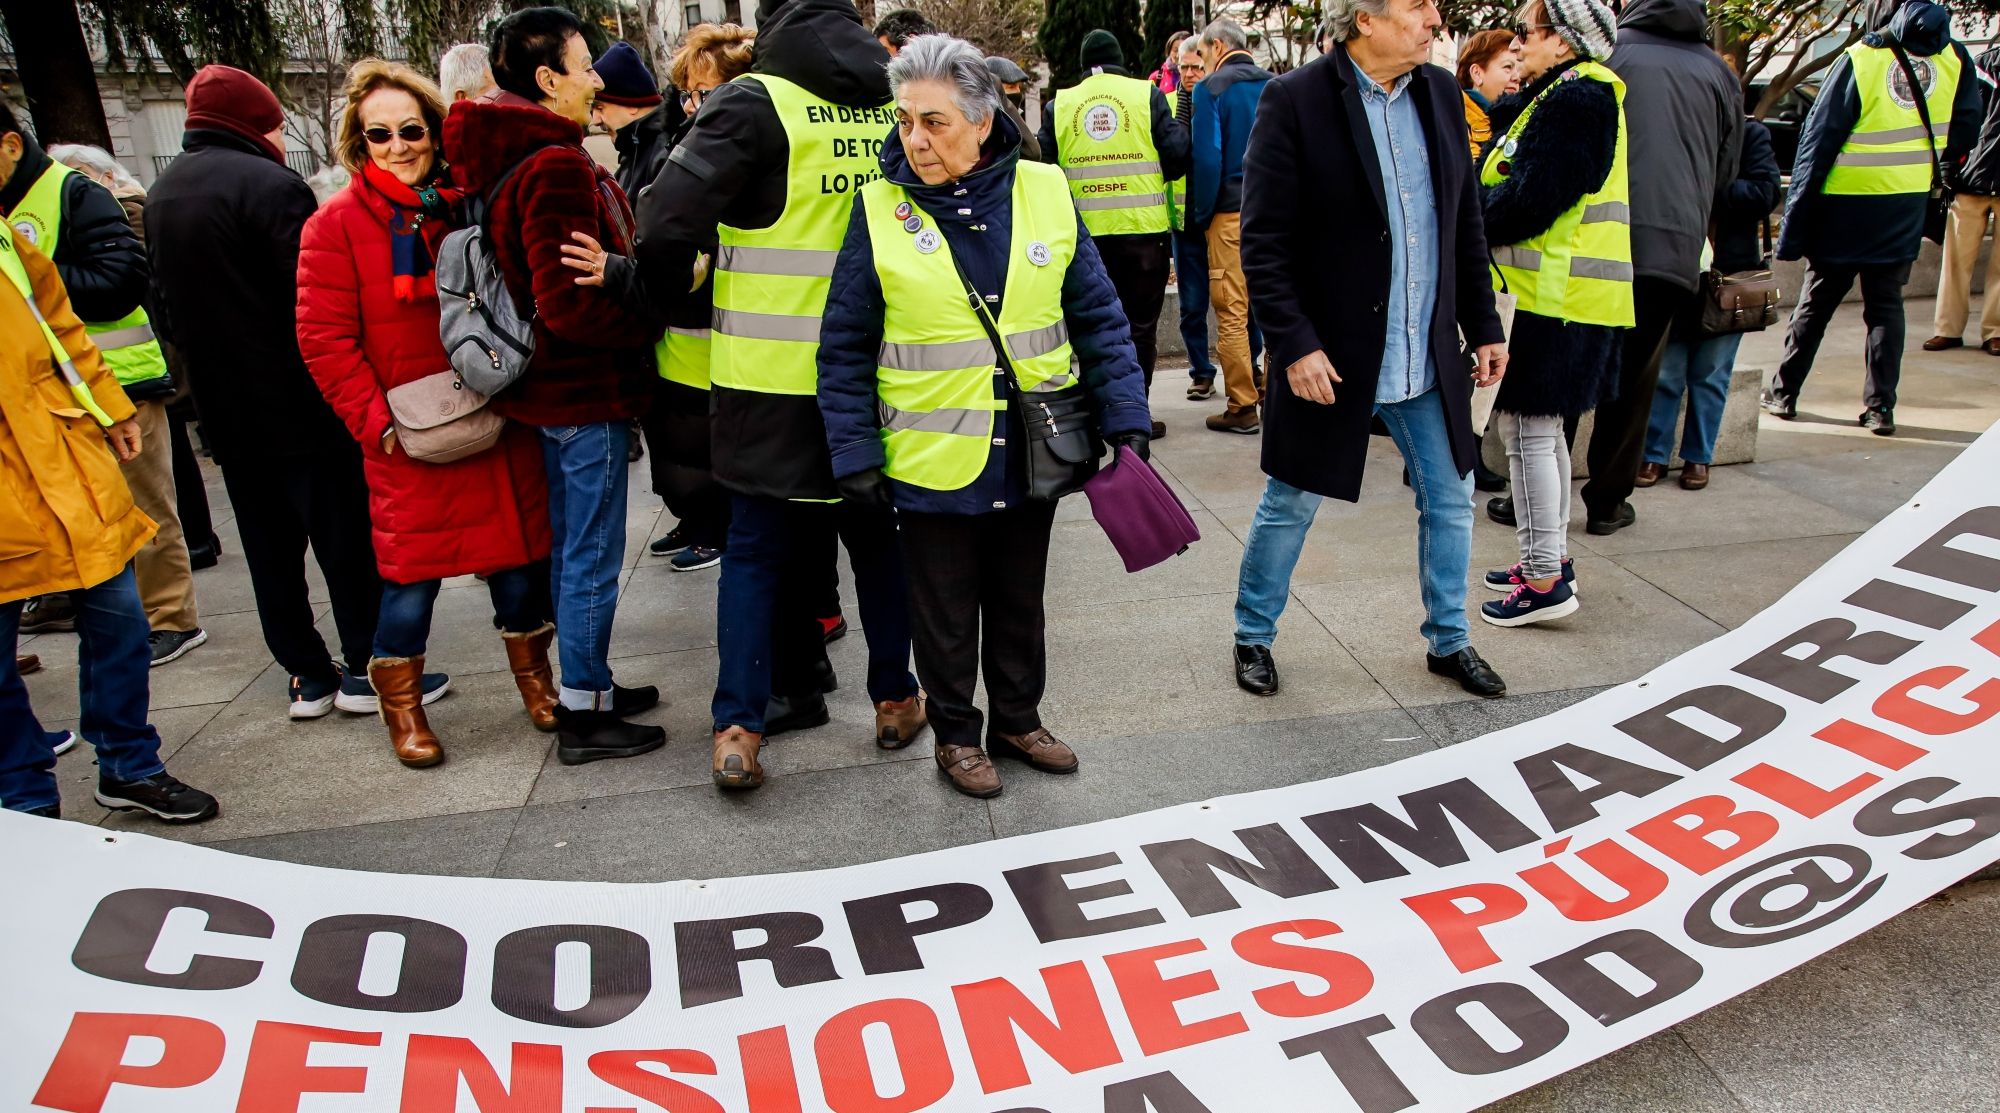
1111,432,1151,462
836,466,895,507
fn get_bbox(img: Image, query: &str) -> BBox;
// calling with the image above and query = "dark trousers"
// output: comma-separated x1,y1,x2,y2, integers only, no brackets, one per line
168,410,215,555
1581,277,1688,519
1096,232,1171,390
712,496,916,733
899,502,1058,750
373,563,550,659
217,447,382,682
637,384,732,551
1773,259,1914,413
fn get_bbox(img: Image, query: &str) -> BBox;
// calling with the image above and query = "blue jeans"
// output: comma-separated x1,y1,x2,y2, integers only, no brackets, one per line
1,566,167,811
1235,388,1473,655
713,495,917,733
538,422,630,708
1174,228,1262,383
373,563,550,658
1645,332,1743,466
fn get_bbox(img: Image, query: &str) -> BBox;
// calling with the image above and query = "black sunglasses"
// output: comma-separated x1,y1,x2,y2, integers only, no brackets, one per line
1511,21,1554,36
363,124,429,145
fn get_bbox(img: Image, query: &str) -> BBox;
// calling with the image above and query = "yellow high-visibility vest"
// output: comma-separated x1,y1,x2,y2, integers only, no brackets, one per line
1054,72,1169,236
1824,42,1962,195
12,160,170,391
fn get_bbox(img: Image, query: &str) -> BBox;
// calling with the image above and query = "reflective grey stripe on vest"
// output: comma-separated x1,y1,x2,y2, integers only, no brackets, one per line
877,402,994,435
1570,256,1633,281
1074,192,1167,211
1493,245,1543,271
89,324,156,349
1025,371,1075,392
879,337,994,372
712,307,821,343
669,327,711,339
715,245,839,277
1008,320,1069,359
1847,123,1948,144
1580,201,1630,224
1063,160,1163,181
1833,148,1936,167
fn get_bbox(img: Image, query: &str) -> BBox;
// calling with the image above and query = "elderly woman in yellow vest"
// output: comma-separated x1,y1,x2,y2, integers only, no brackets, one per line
1477,0,1630,629
0,225,219,823
818,33,1151,800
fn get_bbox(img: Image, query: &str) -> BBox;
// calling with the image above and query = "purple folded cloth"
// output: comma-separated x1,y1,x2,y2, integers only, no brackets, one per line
1083,445,1201,573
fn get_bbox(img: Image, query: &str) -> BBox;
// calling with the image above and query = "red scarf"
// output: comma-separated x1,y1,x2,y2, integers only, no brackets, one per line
361,161,466,303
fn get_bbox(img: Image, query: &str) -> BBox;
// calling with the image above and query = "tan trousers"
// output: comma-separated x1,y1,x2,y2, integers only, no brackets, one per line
120,399,199,632
1936,192,2000,342
1205,212,1262,413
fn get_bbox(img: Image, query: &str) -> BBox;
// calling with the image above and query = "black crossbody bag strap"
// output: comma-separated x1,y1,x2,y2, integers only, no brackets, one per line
1888,41,1946,196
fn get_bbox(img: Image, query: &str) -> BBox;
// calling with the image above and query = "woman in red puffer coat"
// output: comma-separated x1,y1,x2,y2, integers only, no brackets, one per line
296,59,557,769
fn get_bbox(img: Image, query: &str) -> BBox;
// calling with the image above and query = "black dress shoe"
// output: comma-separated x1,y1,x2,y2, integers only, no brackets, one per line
1487,496,1516,527
1427,647,1507,699
1234,644,1279,696
612,683,659,716
1473,461,1509,492
1585,501,1637,536
764,692,831,737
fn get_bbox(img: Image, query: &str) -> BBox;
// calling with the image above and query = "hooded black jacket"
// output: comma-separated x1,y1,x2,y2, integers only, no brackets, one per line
0,131,148,325
634,0,894,499
1950,45,2000,195
1607,0,1744,291
612,99,680,203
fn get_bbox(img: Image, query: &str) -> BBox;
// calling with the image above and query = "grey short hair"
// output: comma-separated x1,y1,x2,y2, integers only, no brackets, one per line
1324,0,1392,43
47,143,142,193
1199,17,1248,51
886,33,1001,126
438,43,494,101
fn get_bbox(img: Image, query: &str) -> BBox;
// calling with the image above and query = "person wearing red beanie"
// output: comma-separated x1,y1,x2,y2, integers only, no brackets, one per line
182,65,289,164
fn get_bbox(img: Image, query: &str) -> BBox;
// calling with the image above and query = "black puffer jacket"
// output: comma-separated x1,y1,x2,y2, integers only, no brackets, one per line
1951,45,2000,195
0,132,148,325
613,99,680,203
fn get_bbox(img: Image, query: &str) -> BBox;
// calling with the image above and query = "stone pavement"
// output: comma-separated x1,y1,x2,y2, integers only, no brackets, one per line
20,296,2000,1109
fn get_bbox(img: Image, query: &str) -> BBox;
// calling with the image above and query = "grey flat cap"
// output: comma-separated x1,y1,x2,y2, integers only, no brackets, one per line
985,56,1029,84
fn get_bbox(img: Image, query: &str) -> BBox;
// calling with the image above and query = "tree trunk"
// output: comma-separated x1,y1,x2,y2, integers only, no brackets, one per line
0,0,114,148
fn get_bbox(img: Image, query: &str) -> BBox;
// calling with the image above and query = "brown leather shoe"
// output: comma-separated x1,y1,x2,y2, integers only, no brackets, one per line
936,743,1002,798
712,726,764,790
989,727,1080,773
15,654,39,676
501,622,560,732
1635,461,1665,488
1205,407,1261,434
369,656,443,768
1984,338,2000,355
1678,462,1710,490
874,693,928,749
1923,335,1964,351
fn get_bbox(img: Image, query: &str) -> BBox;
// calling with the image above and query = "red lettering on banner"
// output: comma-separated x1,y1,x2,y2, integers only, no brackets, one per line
1401,883,1528,973
1970,615,2000,657
1230,920,1375,1018
236,1021,378,1112
1733,762,1882,818
813,999,953,1112
1814,718,1930,769
399,1036,561,1112
1628,795,1778,874
1103,938,1250,1055
1874,666,2000,734
738,1028,803,1113
584,1050,725,1113
952,962,1121,1093
1518,837,1669,921
32,1012,226,1113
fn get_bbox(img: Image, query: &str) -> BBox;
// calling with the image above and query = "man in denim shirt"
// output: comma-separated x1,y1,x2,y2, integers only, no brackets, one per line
1229,0,1511,701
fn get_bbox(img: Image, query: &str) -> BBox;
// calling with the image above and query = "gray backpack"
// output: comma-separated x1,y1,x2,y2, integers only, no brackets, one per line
435,158,536,396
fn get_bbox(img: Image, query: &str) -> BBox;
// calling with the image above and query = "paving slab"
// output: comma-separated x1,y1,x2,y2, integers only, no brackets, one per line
210,806,522,877
1404,684,1611,749
1044,509,1247,608
1617,533,1862,630
20,606,275,717
1489,1029,1746,1112
1741,442,1966,524
1566,466,1870,557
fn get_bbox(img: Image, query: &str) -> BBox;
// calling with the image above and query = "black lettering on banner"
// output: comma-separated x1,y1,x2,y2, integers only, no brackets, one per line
1852,776,2000,860
1141,824,1337,917
1299,779,1538,883
491,924,650,1028
1895,506,2000,591
1003,853,1165,944
674,912,840,1008
1514,744,1681,833
1843,578,1977,629
1410,983,1569,1074
1279,1015,1417,1113
1615,684,1787,770
1531,929,1703,1026
71,888,272,990
843,883,996,975
291,914,466,1013
1683,843,1885,948
1102,1072,1215,1113
1734,619,1920,703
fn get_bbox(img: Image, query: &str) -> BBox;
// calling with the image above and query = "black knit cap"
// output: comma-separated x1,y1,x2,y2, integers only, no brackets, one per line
593,41,661,108
1080,29,1124,70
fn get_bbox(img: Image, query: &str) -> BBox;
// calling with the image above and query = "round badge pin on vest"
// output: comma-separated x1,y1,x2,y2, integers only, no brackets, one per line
1501,136,1518,158
914,229,941,255
904,215,924,233
895,201,913,221
1027,241,1051,267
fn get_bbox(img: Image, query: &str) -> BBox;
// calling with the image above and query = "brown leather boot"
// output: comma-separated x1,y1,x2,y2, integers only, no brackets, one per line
712,725,764,790
936,743,1001,798
15,654,39,676
501,623,559,732
369,656,443,768
1679,462,1710,490
990,727,1079,773
875,693,928,749
1635,462,1665,488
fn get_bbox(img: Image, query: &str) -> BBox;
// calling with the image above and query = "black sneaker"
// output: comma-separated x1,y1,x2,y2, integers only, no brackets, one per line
19,594,76,634
1760,387,1797,420
670,545,722,571
96,771,219,823
148,628,208,667
1860,407,1896,436
555,708,665,765
1486,496,1516,527
289,672,340,719
764,692,831,737
649,526,691,557
1485,560,1577,598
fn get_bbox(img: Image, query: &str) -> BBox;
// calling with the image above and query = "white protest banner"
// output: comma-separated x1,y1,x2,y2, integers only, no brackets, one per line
8,431,2000,1113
